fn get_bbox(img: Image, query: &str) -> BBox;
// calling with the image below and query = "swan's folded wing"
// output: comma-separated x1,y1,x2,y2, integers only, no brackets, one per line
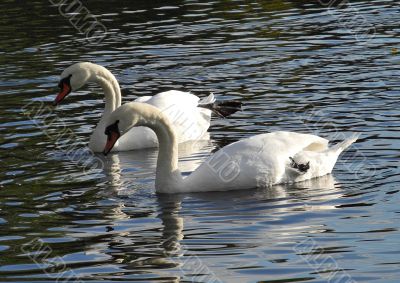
144,90,200,109
184,132,329,191
134,96,152,103
144,90,211,142
263,131,329,153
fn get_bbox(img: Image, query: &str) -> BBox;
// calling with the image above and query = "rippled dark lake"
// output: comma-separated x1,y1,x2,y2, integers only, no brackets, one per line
1,0,400,282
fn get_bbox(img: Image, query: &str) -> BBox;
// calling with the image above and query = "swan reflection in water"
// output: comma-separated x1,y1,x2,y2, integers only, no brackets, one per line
96,141,345,279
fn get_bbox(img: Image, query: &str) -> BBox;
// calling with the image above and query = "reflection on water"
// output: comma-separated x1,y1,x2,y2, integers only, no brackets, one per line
1,0,400,282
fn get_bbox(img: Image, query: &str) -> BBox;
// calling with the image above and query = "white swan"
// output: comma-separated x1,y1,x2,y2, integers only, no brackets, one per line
53,62,241,152
102,102,359,193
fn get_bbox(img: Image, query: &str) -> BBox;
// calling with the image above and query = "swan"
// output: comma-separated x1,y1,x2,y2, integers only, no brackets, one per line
53,62,241,152
102,102,359,193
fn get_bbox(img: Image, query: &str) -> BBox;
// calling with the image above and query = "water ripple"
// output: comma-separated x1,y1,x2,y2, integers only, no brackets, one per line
1,0,400,282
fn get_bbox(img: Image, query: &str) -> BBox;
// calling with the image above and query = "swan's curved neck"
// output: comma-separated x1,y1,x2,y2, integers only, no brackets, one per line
84,65,122,151
89,67,121,128
137,110,184,193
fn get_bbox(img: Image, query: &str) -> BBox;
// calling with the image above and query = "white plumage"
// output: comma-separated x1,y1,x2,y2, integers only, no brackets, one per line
55,62,219,152
104,102,359,193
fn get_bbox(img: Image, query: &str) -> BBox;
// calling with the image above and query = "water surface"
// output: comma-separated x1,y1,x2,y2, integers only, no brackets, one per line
1,0,400,282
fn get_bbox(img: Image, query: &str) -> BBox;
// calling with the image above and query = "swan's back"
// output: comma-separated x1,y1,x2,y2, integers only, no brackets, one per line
141,90,200,109
183,132,334,192
142,90,212,142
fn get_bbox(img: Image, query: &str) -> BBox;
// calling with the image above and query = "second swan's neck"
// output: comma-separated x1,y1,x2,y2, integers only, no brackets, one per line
155,115,185,193
137,107,185,193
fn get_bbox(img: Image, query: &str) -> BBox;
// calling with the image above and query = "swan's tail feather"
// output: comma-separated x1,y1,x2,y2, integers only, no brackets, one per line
199,93,216,104
199,97,242,118
331,133,360,154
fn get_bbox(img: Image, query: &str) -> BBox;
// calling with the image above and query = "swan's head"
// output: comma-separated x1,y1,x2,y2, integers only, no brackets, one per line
54,62,94,105
103,102,160,155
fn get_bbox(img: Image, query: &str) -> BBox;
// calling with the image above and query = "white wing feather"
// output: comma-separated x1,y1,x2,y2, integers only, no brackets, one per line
117,90,212,150
183,132,357,192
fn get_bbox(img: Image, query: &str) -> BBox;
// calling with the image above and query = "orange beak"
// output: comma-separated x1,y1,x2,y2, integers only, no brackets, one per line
54,82,71,105
103,131,120,155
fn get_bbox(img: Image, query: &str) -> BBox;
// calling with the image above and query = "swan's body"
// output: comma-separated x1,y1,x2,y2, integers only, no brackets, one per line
89,89,213,153
54,62,239,152
103,102,358,193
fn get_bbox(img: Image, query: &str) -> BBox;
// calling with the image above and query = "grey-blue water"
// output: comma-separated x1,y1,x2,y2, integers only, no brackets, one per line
1,0,400,282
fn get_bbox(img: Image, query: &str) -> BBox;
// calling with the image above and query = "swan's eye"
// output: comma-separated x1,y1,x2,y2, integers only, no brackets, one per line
58,74,72,89
104,126,111,135
104,120,120,136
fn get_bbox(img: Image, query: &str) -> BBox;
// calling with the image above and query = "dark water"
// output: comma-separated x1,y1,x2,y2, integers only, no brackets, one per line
1,0,400,282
